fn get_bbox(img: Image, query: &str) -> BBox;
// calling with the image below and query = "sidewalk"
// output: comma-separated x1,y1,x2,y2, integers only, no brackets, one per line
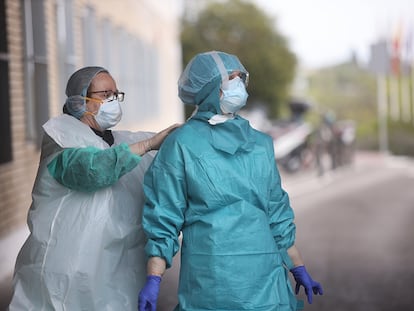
0,225,29,310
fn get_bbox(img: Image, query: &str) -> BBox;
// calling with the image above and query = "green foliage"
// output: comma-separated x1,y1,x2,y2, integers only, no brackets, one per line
307,62,377,120
181,0,296,118
306,61,377,147
306,60,414,155
388,120,414,156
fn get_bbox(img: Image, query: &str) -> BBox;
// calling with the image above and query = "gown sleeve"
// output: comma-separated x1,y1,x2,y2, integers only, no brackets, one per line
267,139,296,252
142,136,186,268
47,142,141,192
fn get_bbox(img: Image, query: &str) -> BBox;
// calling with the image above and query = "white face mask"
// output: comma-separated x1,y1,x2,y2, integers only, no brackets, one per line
95,99,122,130
220,76,249,114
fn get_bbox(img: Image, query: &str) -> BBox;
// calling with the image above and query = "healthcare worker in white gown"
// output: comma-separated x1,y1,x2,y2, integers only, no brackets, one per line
8,66,178,310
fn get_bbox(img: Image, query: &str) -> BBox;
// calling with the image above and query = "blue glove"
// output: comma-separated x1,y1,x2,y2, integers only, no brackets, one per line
290,265,323,304
138,275,161,311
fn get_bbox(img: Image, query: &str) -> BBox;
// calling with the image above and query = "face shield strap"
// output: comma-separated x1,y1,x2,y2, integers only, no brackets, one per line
210,52,229,89
186,105,199,121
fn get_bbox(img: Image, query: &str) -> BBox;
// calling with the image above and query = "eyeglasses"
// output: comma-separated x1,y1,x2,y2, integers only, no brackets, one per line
229,71,249,87
88,90,125,102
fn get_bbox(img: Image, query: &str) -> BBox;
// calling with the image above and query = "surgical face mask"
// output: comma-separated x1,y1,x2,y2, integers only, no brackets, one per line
220,76,248,114
94,99,122,130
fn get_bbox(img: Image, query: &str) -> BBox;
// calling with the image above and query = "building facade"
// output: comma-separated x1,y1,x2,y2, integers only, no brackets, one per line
0,0,183,248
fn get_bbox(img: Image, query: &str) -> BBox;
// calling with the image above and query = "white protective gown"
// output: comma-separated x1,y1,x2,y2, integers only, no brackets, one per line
9,114,155,310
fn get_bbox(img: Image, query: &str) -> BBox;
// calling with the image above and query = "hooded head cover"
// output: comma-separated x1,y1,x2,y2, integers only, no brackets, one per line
64,66,108,119
178,51,248,113
178,51,255,155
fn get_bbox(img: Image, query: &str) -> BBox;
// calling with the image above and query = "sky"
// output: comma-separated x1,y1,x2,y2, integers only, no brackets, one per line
252,0,414,69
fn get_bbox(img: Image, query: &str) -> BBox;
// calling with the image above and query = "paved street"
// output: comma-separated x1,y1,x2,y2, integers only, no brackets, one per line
2,152,414,310
288,153,414,311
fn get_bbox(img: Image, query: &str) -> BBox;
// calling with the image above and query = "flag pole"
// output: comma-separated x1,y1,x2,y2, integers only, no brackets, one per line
377,74,389,154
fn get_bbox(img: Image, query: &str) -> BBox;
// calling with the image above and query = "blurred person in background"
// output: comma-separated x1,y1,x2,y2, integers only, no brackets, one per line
138,51,323,311
8,66,179,310
314,111,338,175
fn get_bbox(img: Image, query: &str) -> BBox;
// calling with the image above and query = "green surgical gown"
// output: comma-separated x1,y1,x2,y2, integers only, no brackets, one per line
143,116,300,310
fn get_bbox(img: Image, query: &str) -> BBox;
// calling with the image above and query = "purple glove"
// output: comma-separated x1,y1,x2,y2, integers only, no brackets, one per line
138,275,161,311
290,265,323,304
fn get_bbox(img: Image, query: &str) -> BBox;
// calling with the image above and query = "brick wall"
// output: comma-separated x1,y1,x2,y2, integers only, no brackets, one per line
0,0,39,237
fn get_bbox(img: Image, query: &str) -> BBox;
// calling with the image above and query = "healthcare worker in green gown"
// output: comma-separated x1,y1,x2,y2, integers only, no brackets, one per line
138,51,323,311
9,66,178,310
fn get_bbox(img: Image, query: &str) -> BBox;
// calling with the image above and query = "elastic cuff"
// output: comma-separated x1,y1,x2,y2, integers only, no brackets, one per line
147,275,162,283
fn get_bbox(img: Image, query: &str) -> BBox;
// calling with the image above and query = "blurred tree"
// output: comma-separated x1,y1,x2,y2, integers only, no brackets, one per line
181,0,297,118
308,61,376,120
307,59,414,156
307,60,379,151
387,120,414,156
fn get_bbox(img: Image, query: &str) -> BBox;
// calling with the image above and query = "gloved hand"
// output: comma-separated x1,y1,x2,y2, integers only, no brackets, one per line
138,275,162,311
290,265,323,304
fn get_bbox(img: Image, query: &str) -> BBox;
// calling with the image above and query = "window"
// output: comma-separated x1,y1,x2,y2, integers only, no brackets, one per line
22,0,50,147
82,6,98,66
80,12,162,129
56,0,76,104
117,36,161,127
0,0,12,163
